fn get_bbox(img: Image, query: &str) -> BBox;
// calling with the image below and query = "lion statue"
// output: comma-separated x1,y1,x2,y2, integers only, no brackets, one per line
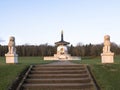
8,36,16,54
103,35,111,53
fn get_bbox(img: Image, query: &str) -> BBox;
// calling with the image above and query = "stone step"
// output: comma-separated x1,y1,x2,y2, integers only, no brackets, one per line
22,83,94,90
32,67,86,70
34,64,85,67
25,78,91,84
30,70,87,74
14,63,97,90
28,73,89,79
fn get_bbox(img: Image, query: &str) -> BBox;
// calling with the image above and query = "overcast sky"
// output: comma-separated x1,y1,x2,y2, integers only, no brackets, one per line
0,0,120,46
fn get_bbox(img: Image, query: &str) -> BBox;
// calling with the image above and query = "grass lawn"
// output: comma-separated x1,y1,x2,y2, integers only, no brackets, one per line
72,56,120,90
0,57,53,90
91,64,120,90
0,56,120,90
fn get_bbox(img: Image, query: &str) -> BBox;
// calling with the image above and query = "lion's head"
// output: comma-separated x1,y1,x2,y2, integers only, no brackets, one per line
104,35,110,41
8,36,15,47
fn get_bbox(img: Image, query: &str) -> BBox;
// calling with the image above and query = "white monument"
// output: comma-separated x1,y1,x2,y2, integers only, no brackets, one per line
5,36,18,63
101,35,114,63
44,30,81,60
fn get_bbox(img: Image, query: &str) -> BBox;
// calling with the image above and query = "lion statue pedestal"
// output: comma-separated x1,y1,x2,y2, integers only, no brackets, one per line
101,35,114,63
5,54,18,63
5,36,18,64
101,53,114,63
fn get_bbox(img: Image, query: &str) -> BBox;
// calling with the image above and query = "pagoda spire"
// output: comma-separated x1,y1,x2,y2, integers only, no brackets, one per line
61,30,63,41
55,30,70,45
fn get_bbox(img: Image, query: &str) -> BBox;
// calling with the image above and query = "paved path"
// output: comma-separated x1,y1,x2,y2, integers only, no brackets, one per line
47,60,78,65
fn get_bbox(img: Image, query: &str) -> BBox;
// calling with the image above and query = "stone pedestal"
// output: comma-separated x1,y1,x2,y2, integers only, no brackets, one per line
44,53,81,60
5,54,18,63
101,53,114,63
54,53,70,59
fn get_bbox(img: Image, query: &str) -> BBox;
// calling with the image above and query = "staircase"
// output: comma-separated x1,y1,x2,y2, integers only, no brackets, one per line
18,63,97,90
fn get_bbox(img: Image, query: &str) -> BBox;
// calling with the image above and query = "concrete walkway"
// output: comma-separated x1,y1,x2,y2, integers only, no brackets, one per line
47,60,78,65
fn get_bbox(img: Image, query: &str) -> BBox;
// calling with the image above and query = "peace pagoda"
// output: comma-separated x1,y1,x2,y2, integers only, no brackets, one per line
44,30,81,60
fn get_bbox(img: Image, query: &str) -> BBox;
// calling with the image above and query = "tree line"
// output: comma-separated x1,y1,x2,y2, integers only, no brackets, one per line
0,42,120,57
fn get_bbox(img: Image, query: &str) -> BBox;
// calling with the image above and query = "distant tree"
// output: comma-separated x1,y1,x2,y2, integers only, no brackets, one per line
111,42,120,55
0,42,120,57
75,43,85,56
0,45,7,56
84,43,93,56
68,44,74,56
90,44,103,56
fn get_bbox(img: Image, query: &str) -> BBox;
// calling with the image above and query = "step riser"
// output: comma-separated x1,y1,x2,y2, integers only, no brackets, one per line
25,79,91,84
34,65,85,67
23,87,93,90
28,74,89,79
30,71,87,74
23,84,93,90
32,68,85,71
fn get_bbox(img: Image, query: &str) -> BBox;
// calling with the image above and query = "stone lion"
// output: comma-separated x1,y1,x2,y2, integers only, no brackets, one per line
8,36,16,54
103,35,111,53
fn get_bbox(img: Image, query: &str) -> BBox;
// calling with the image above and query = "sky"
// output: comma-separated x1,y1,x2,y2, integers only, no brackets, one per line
0,0,120,46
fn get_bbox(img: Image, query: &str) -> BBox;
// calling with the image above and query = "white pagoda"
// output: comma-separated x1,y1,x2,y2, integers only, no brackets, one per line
44,30,81,60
